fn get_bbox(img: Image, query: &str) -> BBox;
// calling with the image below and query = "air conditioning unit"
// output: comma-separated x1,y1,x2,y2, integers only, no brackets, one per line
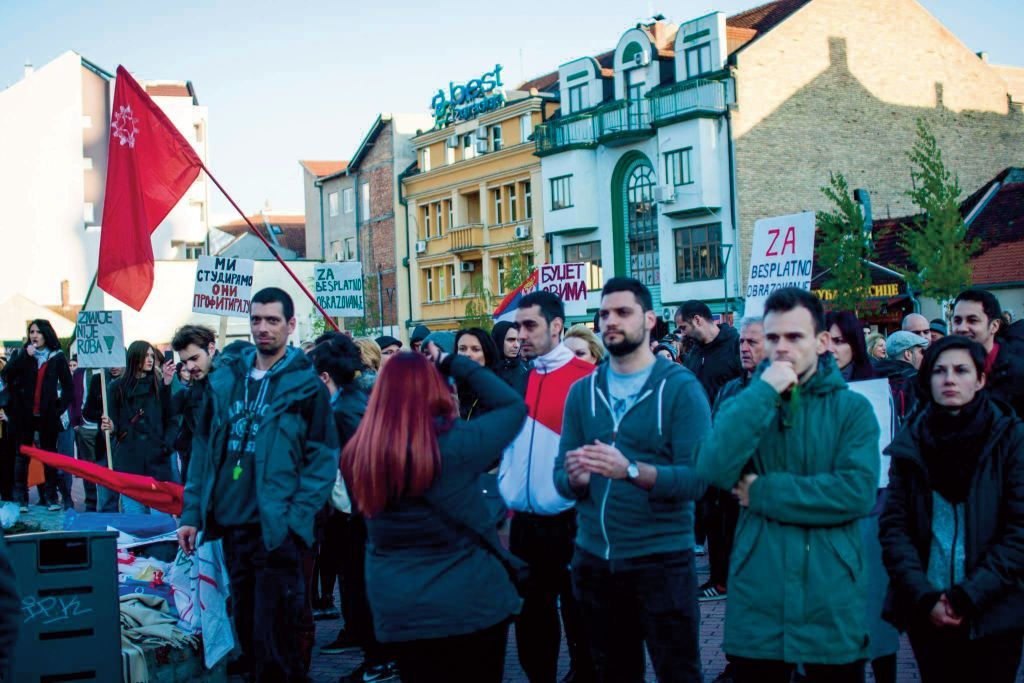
475,127,489,139
460,262,476,273
446,135,459,148
633,51,650,67
653,185,676,203
475,139,489,154
415,240,427,254
514,224,531,239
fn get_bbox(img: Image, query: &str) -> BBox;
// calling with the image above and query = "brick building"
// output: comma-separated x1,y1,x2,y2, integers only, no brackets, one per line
534,0,1023,319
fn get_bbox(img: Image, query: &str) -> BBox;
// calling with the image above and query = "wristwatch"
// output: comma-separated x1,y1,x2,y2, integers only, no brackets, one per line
626,461,640,481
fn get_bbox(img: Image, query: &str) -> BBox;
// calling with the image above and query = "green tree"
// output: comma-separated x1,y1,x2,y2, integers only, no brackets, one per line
898,119,979,301
815,171,873,313
459,246,535,331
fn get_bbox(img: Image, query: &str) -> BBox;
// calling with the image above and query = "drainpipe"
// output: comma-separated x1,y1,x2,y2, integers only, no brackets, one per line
724,83,742,311
397,165,414,335
317,181,326,260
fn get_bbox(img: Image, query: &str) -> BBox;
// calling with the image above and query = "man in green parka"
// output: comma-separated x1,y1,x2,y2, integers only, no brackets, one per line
696,287,879,683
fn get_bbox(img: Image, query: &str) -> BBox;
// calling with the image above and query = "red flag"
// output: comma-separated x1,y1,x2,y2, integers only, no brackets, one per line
21,445,183,516
98,65,203,310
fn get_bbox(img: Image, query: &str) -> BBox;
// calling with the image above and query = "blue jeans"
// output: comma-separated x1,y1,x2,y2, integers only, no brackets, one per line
572,548,702,683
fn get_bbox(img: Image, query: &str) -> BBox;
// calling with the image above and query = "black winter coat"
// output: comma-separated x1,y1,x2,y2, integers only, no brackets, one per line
331,384,367,454
682,324,742,407
987,341,1024,418
492,358,530,397
879,401,1024,638
107,375,173,480
1,347,73,434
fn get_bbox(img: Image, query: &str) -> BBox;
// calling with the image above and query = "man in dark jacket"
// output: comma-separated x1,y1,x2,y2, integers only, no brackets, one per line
700,317,767,606
675,300,742,408
697,287,879,682
177,288,339,681
490,320,529,396
556,278,712,683
170,324,217,482
875,331,927,428
952,289,1024,417
409,324,431,353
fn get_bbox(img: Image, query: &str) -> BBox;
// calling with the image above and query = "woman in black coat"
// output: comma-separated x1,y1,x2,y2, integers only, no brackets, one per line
0,319,73,511
100,341,174,514
880,335,1024,682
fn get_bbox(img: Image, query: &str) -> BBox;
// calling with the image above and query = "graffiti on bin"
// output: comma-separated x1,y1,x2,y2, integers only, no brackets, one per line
21,595,93,625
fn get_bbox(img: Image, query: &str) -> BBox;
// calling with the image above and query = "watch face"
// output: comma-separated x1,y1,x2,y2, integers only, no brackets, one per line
627,462,640,479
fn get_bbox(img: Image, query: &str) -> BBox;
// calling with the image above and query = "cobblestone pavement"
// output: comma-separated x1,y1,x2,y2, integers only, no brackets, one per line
308,553,936,683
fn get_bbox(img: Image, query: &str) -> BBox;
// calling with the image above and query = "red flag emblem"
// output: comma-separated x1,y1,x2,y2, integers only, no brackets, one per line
97,65,203,310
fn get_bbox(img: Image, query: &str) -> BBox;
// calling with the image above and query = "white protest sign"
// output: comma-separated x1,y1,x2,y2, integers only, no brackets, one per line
744,211,816,318
538,263,589,316
314,262,364,317
75,311,126,369
847,378,895,488
192,256,255,318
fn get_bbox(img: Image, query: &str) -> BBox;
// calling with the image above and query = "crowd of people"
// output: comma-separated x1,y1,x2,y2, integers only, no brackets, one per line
0,281,1022,683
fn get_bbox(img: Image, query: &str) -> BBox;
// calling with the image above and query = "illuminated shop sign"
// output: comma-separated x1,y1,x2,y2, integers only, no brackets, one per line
431,65,505,128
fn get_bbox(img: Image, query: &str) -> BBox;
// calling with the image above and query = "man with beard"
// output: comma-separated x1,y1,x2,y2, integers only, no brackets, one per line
555,277,712,682
170,325,217,482
952,288,1024,417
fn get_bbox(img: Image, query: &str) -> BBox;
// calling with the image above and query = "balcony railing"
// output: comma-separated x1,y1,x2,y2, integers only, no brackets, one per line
650,79,727,125
596,99,652,139
534,113,598,155
450,223,484,252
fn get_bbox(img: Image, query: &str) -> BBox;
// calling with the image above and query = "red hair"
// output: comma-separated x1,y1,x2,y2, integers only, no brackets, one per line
342,352,457,517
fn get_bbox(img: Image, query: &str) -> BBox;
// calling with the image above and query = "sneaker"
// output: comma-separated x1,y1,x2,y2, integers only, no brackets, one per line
362,662,399,682
694,544,706,556
47,504,62,512
315,606,340,621
698,581,727,602
321,630,362,655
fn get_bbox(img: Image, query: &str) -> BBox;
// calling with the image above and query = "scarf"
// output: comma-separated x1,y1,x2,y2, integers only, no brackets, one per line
919,394,994,503
34,347,52,367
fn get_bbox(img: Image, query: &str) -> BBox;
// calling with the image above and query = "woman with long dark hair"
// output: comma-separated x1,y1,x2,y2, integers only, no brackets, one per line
826,310,878,380
100,340,174,514
342,345,526,682
880,336,1024,682
454,328,499,420
0,319,73,511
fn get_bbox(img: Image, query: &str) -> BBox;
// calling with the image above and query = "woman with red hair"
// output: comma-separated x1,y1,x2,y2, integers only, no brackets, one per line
342,343,527,682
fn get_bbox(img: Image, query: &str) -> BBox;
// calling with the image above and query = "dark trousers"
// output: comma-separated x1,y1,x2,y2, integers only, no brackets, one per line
731,657,865,683
222,525,308,682
393,618,510,683
572,548,702,683
708,489,740,587
509,510,592,683
0,422,15,501
312,510,343,609
14,417,58,505
908,625,1023,683
334,512,386,662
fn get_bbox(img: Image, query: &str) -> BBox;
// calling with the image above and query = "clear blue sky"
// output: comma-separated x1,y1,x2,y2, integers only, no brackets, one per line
2,0,1021,224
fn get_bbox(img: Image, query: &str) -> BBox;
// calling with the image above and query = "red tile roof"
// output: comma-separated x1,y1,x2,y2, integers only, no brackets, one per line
727,0,811,33
144,83,191,97
873,169,1024,287
216,213,307,257
300,160,348,178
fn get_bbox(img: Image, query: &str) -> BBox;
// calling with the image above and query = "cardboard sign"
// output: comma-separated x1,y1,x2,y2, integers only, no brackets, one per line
847,378,895,488
744,211,816,318
314,262,364,317
539,263,588,316
192,256,254,318
76,310,126,369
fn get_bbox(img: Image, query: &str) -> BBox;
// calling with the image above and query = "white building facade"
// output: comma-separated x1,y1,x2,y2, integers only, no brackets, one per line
0,51,210,313
536,14,739,322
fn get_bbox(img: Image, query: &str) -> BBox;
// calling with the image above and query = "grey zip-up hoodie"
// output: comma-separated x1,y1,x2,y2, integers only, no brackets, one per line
554,357,711,560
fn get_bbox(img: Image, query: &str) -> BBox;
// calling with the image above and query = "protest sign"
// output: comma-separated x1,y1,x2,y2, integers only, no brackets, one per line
75,310,126,369
847,378,895,488
192,256,254,318
744,211,816,318
538,263,588,316
314,262,364,317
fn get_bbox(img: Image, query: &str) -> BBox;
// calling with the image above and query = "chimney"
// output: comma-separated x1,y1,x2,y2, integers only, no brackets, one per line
976,51,989,63
23,60,33,79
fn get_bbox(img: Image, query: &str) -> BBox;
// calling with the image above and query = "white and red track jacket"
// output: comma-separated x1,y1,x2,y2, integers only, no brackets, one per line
498,343,596,514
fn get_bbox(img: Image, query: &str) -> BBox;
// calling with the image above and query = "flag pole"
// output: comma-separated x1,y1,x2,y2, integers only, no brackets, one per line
198,162,340,333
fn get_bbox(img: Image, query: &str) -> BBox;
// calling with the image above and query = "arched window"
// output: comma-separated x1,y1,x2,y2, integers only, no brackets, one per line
625,162,659,285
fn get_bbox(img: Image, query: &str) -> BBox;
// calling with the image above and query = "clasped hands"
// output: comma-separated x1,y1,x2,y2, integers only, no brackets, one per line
565,440,629,488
